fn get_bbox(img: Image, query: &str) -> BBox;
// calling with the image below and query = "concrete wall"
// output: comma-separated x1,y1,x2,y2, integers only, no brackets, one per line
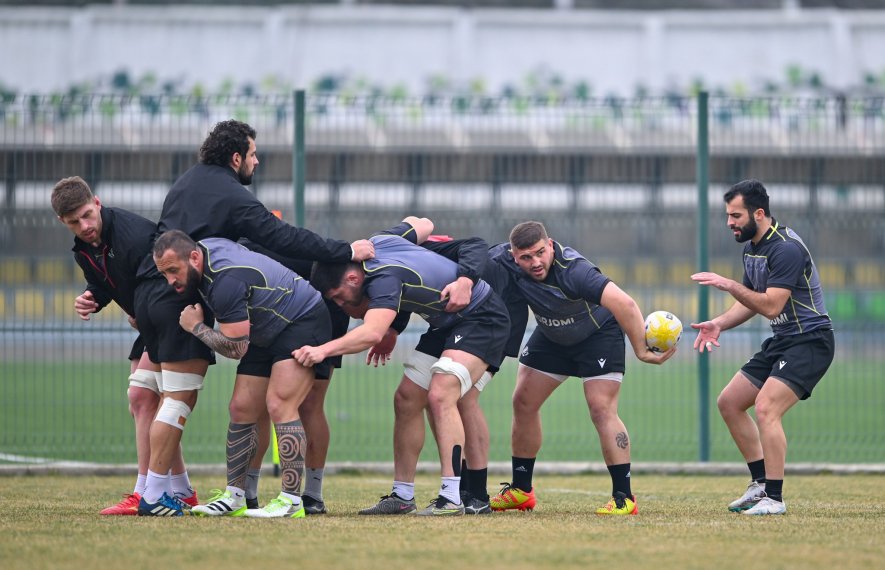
3,6,885,95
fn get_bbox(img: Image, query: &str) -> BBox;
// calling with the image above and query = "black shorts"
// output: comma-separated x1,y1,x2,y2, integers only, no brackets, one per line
741,327,835,400
128,335,145,362
134,278,215,365
322,298,350,377
236,302,334,379
519,317,626,378
413,291,511,371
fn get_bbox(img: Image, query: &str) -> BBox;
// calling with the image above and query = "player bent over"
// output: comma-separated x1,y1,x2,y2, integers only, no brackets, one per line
294,233,511,516
51,176,200,515
691,180,834,515
154,230,333,518
488,221,673,515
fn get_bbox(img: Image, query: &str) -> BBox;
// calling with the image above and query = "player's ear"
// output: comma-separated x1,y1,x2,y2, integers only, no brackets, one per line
345,270,360,286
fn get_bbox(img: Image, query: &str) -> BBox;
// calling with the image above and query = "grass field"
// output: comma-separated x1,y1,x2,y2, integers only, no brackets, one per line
2,349,884,465
0,473,883,570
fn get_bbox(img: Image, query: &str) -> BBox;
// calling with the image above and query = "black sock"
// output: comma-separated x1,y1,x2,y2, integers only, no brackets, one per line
460,460,470,496
467,468,488,501
607,463,632,498
748,459,766,483
765,479,783,502
512,457,535,492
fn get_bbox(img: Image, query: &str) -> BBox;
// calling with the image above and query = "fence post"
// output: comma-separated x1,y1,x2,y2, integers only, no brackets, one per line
696,91,711,462
293,90,306,227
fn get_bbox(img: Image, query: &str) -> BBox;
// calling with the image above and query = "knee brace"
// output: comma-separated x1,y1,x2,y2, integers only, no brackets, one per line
155,398,192,431
430,356,473,398
128,369,160,394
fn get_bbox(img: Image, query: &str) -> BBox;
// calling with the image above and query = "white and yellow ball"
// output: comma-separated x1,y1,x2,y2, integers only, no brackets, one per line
644,310,682,353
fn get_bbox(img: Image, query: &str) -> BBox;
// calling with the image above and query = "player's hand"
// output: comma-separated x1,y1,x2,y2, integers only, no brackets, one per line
350,240,375,261
636,346,676,365
74,290,99,320
127,315,138,330
690,320,721,353
440,276,473,312
179,303,204,333
293,345,327,367
366,329,399,367
691,272,734,292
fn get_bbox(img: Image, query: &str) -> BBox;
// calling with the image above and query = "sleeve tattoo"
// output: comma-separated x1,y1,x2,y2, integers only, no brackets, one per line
192,322,250,360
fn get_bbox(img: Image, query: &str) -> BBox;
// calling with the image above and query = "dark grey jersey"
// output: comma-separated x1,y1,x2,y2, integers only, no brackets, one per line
197,238,323,347
363,235,492,329
489,241,613,346
741,221,831,336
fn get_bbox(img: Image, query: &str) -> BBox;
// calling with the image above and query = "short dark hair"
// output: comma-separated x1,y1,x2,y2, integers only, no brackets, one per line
509,221,549,250
198,120,257,167
153,229,197,260
310,261,361,294
51,176,93,217
724,179,771,217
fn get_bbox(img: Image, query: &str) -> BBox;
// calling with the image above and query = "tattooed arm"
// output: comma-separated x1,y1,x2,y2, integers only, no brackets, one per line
192,322,250,360
180,304,250,360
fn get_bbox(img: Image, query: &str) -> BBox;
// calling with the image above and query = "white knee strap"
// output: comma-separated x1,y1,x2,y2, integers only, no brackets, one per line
156,398,192,431
474,371,493,393
154,371,165,393
161,371,204,392
430,356,473,398
128,369,160,394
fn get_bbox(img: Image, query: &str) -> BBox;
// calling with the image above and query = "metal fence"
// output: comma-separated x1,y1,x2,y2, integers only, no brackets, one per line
1,93,883,467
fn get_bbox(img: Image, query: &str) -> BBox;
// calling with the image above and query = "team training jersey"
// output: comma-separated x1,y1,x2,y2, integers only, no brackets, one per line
197,238,322,347
489,240,613,346
741,220,831,336
363,235,492,329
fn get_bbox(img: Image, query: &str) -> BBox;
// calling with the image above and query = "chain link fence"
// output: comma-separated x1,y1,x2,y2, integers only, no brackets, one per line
1,93,882,466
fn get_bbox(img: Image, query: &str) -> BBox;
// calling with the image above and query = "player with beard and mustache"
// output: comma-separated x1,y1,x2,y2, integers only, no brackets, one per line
134,120,375,516
691,179,834,516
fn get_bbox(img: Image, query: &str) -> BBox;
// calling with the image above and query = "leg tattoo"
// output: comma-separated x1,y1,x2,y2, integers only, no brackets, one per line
615,431,630,450
275,419,306,496
227,422,258,489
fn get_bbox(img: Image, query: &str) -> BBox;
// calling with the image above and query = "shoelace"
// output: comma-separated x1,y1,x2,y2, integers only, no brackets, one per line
203,489,227,503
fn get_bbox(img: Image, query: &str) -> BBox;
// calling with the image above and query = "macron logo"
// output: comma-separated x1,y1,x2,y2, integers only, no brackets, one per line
779,360,787,370
454,335,463,343
598,358,607,368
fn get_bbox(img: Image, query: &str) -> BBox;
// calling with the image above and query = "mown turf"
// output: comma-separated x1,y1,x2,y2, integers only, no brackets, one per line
0,473,883,570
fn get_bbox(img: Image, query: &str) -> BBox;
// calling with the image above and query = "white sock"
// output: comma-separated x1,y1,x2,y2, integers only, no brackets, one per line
440,477,461,505
392,481,415,501
226,485,245,500
134,473,147,496
170,471,194,498
280,491,301,506
144,470,169,503
304,467,324,500
245,468,261,501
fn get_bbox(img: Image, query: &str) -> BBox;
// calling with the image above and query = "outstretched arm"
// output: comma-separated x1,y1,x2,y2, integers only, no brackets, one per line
293,308,398,366
599,282,674,365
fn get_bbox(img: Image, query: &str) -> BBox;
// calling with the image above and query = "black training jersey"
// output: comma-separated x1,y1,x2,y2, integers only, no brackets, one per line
489,241,613,346
138,164,351,277
741,220,831,336
197,238,323,348
363,235,492,329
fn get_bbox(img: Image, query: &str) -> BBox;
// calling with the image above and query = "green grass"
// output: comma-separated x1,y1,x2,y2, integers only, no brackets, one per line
0,473,884,570
1,351,884,464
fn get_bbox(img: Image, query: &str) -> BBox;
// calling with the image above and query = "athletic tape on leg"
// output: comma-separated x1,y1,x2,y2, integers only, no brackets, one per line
155,398,192,431
430,356,473,398
161,371,204,392
128,369,160,394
